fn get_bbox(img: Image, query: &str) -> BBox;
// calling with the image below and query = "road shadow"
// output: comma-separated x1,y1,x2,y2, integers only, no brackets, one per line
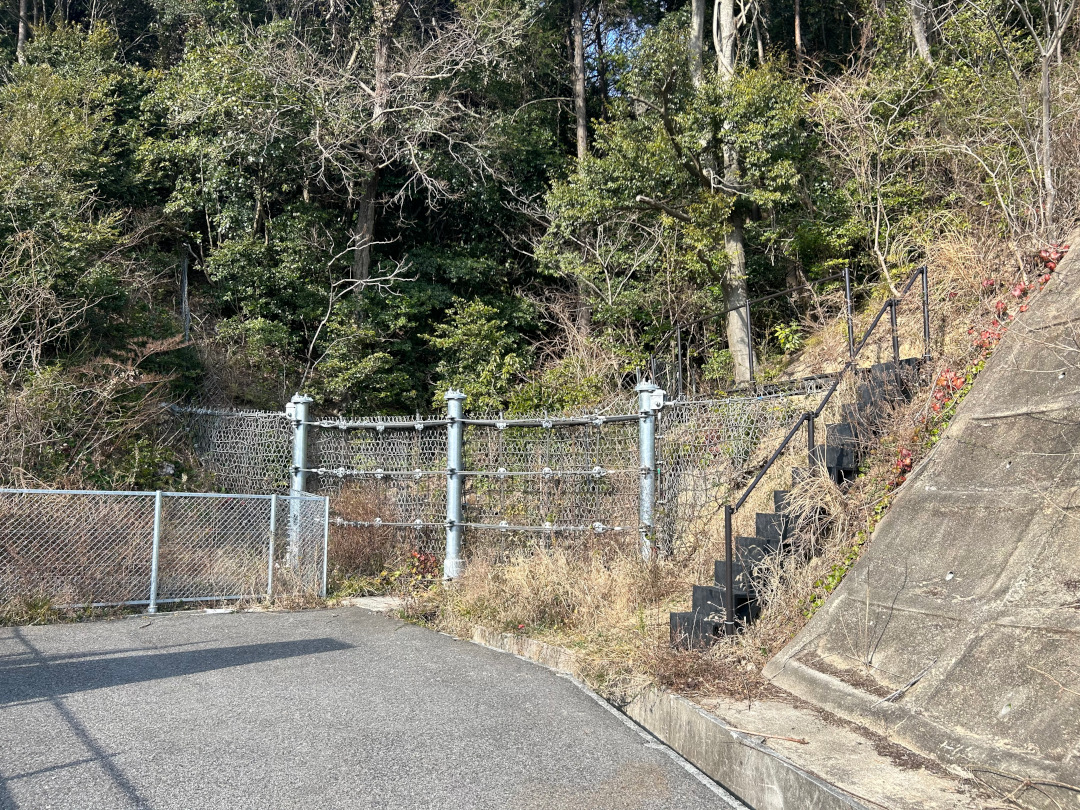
0,629,353,809
0,633,353,705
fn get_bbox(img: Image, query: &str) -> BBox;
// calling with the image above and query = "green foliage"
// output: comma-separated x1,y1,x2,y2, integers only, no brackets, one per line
773,321,804,353
428,299,533,411
0,0,1071,488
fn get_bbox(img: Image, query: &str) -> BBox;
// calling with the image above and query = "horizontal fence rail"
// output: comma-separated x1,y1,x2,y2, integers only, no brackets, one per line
0,489,329,613
174,383,828,577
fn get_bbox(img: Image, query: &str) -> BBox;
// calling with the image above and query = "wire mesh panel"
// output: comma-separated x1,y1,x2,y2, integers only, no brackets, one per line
157,495,273,602
308,417,448,558
460,412,640,555
0,490,327,611
0,491,156,606
657,394,811,557
173,406,293,494
276,495,327,595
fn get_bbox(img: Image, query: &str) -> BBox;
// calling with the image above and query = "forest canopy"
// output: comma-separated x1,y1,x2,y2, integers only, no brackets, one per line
1,0,1078,486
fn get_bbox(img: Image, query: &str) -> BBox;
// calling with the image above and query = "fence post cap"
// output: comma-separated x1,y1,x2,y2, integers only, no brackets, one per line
444,389,466,401
290,393,314,405
635,380,657,393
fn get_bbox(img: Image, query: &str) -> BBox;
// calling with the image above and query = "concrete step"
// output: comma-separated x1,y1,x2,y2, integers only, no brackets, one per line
669,610,724,649
735,534,778,567
755,511,787,544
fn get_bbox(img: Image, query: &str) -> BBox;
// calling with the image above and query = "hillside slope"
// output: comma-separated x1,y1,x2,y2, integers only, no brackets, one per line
764,239,1080,806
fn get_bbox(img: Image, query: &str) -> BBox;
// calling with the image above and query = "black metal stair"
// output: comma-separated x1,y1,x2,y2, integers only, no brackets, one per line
669,360,922,649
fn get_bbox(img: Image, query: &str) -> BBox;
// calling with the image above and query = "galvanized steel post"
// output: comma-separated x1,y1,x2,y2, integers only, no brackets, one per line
286,393,313,566
443,390,466,580
636,381,663,559
148,490,163,614
267,493,277,600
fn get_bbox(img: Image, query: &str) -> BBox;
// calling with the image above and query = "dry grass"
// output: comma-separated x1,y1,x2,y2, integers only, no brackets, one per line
403,227,1057,702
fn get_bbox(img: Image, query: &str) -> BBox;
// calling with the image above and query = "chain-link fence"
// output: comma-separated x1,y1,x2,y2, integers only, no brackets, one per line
458,410,640,555
172,406,293,493
305,414,450,557
656,394,812,557
172,383,830,574
0,489,328,611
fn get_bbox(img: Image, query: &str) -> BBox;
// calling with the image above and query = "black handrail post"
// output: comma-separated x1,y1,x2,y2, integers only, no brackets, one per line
744,299,755,387
844,266,855,360
889,299,900,364
723,504,735,636
805,411,816,470
921,266,931,362
676,326,683,399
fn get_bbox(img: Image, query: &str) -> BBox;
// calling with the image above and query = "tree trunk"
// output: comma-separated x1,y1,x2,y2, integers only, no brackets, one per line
715,0,750,384
572,0,588,161
595,14,609,118
16,0,29,64
907,0,933,64
723,215,751,385
715,0,736,78
351,0,398,284
352,173,377,283
690,0,706,86
754,14,765,63
794,0,803,64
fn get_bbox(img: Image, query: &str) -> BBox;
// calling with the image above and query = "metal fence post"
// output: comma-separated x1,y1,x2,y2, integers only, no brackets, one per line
148,490,163,614
444,390,466,580
723,504,734,635
321,496,330,598
889,299,900,364
921,265,932,361
636,381,663,560
267,493,277,601
844,266,855,359
286,393,313,566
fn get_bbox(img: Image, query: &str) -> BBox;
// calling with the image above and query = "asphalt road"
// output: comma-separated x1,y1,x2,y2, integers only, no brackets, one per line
0,607,744,809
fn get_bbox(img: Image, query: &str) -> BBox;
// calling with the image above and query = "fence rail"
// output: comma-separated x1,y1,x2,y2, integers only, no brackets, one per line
173,379,832,575
0,489,329,612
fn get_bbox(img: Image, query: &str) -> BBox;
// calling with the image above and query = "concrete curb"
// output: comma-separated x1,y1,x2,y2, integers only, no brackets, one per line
469,626,870,810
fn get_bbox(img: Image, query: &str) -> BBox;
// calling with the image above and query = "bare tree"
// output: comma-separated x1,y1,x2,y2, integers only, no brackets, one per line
247,0,526,287
942,0,1080,235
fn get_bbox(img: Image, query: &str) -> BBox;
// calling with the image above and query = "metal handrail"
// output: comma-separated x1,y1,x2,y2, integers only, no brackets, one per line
719,265,931,634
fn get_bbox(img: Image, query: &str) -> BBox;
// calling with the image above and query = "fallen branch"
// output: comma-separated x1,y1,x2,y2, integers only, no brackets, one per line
872,658,936,707
725,726,809,745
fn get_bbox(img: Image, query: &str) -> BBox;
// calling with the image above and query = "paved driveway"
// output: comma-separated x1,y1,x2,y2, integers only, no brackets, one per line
0,608,742,809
